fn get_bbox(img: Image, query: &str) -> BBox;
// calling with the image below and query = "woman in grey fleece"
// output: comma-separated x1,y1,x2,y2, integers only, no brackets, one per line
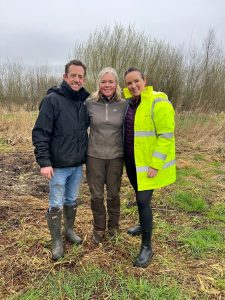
86,67,126,244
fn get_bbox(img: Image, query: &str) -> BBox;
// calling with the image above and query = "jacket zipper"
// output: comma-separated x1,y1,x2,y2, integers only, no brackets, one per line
106,103,108,121
77,102,80,157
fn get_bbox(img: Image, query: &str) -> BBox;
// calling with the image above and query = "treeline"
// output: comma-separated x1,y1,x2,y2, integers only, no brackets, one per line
0,62,59,110
0,25,225,111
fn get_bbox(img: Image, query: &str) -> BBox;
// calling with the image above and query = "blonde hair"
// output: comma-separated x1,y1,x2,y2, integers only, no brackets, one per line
91,67,122,101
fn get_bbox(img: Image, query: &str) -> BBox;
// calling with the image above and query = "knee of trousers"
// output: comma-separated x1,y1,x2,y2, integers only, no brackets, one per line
107,203,120,212
91,199,105,212
107,196,120,204
137,200,151,209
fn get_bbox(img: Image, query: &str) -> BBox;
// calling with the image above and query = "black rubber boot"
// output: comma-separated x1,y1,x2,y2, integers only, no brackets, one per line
127,224,142,236
133,231,153,268
46,208,64,261
63,205,82,245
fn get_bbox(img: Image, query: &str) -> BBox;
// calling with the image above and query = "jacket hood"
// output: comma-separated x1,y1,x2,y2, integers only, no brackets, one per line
47,80,90,102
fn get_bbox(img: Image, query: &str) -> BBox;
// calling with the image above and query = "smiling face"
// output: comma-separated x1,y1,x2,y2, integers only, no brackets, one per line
63,65,85,91
99,73,117,98
125,70,146,98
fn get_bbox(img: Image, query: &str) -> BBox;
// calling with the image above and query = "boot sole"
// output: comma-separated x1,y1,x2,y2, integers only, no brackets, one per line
52,254,64,261
52,250,64,261
65,237,83,245
133,252,154,268
92,236,103,244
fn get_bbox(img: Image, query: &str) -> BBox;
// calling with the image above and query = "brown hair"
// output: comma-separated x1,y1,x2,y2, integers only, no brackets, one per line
124,67,145,80
65,59,87,77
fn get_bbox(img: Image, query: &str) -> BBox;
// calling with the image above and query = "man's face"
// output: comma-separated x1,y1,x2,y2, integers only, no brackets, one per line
63,65,85,91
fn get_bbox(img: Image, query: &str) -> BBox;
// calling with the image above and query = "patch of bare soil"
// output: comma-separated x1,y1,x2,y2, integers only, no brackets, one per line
0,150,89,297
0,151,48,199
0,149,224,299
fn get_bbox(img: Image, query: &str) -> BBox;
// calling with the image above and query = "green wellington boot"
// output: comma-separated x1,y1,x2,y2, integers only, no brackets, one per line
46,208,64,260
63,205,82,245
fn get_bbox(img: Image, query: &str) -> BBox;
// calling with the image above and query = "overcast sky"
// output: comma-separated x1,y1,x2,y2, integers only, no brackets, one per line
1,0,225,71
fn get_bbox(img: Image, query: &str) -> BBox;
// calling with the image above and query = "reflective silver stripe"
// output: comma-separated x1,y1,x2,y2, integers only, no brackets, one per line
136,160,175,173
135,131,156,137
152,151,167,160
136,166,149,172
158,132,174,138
163,159,176,169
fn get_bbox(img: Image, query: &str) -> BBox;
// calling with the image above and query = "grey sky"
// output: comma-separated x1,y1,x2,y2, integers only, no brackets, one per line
1,0,225,70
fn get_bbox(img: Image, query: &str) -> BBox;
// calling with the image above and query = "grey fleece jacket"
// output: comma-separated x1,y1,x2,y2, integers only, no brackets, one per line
86,96,126,159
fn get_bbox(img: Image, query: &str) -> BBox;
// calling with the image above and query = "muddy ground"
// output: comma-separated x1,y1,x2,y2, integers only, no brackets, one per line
0,150,132,298
0,147,224,299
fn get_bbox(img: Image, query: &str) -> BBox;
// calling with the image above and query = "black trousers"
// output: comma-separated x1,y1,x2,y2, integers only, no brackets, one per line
125,158,153,233
136,190,153,233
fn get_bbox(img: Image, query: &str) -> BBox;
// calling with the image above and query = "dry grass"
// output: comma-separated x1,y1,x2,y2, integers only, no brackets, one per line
176,112,225,150
0,107,36,150
1,108,224,152
0,110,224,299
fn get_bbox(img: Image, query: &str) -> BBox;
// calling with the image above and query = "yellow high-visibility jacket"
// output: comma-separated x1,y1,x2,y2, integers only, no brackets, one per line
124,86,176,191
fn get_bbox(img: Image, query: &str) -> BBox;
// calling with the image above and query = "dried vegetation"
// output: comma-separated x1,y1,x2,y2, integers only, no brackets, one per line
0,110,224,299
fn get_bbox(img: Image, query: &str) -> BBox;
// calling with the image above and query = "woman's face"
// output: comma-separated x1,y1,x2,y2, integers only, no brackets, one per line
125,71,146,97
99,73,117,98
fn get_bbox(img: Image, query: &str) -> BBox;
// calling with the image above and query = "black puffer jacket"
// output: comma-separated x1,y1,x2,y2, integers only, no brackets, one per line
32,80,90,168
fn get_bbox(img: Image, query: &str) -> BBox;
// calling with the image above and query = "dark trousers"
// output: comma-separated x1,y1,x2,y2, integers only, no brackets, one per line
86,156,123,231
125,158,153,234
136,190,153,234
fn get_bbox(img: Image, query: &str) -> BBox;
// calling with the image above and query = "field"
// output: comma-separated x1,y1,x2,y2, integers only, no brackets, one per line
0,110,224,300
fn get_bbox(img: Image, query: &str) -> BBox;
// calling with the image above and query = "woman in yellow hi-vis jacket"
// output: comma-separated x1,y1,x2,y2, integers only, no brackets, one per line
123,67,176,268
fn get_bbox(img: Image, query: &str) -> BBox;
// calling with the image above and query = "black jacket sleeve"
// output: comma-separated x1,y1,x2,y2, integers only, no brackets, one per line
32,97,55,168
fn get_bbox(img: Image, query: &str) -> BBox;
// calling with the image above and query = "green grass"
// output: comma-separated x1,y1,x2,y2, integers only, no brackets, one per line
176,167,204,182
215,272,225,291
2,120,225,300
9,291,42,300
154,218,175,241
193,154,204,161
10,265,190,300
209,160,225,175
121,200,137,217
0,112,16,120
207,203,225,222
179,227,225,258
169,191,208,212
112,276,189,300
209,161,223,168
0,138,11,151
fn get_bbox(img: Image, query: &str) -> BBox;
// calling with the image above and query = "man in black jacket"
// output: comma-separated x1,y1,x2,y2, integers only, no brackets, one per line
32,59,90,260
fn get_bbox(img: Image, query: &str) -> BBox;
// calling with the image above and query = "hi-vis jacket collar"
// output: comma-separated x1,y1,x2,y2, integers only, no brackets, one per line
123,86,154,99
